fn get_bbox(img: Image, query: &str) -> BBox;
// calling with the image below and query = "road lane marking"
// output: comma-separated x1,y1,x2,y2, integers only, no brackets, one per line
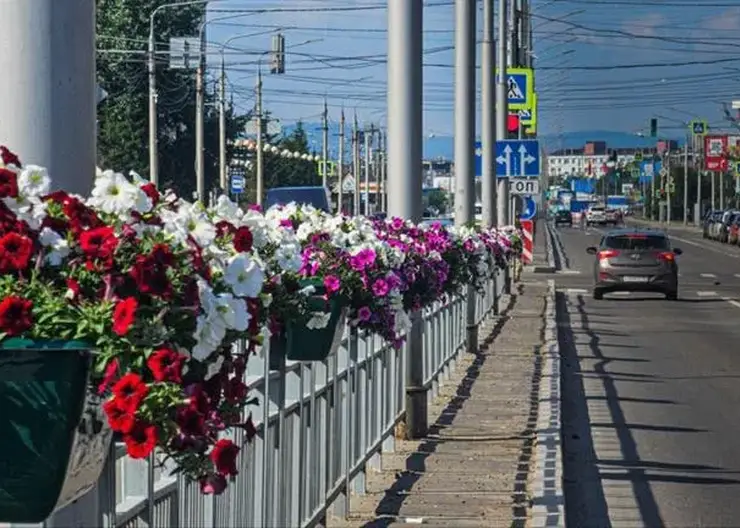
611,291,631,296
696,291,718,297
700,273,717,278
560,288,588,294
556,270,581,275
722,297,740,310
670,234,740,258
734,274,740,279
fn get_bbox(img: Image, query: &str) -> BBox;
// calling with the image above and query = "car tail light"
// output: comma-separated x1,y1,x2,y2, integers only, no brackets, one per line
657,251,675,262
597,249,620,260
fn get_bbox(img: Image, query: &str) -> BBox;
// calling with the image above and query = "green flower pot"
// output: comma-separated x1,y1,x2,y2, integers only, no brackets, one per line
0,339,112,523
268,279,347,366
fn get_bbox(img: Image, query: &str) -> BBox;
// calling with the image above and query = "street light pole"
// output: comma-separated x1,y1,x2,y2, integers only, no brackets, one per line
684,134,689,225
338,109,345,213
481,0,497,228
322,98,329,191
387,0,424,439
496,0,510,226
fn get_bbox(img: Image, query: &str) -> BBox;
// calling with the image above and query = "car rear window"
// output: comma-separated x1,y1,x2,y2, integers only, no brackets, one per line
603,234,669,250
590,207,605,212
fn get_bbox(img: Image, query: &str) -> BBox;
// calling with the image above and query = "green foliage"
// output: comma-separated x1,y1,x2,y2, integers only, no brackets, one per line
96,0,250,198
426,189,449,214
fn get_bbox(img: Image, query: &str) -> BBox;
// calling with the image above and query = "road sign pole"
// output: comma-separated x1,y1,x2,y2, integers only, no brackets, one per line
387,0,426,439
496,0,509,227
683,135,689,225
481,0,497,229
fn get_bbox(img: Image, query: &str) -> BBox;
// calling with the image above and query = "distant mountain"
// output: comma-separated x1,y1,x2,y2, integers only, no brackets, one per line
278,123,684,160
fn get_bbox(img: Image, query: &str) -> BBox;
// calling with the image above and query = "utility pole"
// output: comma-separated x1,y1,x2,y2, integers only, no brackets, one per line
375,130,384,209
322,98,329,191
148,16,159,187
696,135,702,225
683,135,689,225
481,0,497,228
219,57,227,192
195,29,206,202
338,109,345,213
454,0,477,357
711,171,716,210
255,71,264,206
352,112,360,216
364,125,373,215
380,132,387,212
0,0,95,197
387,0,424,439
496,0,510,226
666,147,672,224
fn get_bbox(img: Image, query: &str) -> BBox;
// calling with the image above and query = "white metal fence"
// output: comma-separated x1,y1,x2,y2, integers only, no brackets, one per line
30,269,505,528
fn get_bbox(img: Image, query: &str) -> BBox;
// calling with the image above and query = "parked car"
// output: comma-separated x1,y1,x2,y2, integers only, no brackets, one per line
728,214,740,245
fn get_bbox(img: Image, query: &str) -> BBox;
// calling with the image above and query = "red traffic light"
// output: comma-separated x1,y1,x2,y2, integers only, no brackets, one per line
507,114,520,133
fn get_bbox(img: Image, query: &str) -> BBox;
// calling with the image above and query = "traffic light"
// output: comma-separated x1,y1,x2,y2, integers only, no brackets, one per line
649,118,658,137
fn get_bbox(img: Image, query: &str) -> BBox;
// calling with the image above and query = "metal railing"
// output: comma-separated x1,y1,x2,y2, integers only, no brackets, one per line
37,270,505,528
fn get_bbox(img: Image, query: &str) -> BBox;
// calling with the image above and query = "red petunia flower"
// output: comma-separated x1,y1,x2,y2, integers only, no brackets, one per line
215,220,236,238
147,347,185,383
0,296,33,336
0,232,33,273
111,373,148,410
175,404,206,437
97,358,120,395
112,297,137,336
0,146,21,168
209,439,240,477
233,226,253,253
103,397,136,433
79,226,118,260
140,183,160,206
123,421,158,459
0,167,18,198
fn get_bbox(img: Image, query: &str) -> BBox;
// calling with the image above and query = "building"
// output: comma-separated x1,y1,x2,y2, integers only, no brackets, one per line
545,141,679,181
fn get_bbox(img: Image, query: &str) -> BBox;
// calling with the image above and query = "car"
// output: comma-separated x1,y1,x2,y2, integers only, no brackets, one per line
586,229,682,300
586,205,607,226
553,209,572,226
604,208,621,226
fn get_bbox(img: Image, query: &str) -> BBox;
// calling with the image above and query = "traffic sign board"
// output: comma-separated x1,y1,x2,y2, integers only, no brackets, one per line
474,141,482,177
690,120,708,136
495,140,540,178
518,93,537,127
509,178,540,195
520,196,537,220
230,168,245,194
634,151,643,162
495,67,534,110
704,135,728,171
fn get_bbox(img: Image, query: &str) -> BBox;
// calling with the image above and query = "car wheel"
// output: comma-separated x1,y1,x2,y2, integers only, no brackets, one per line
665,290,678,301
593,289,604,300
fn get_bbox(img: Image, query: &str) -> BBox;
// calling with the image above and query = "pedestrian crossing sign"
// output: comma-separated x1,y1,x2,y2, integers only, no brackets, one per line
495,67,534,110
519,93,538,127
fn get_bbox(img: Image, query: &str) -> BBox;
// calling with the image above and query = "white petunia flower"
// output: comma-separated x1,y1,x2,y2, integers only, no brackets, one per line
38,227,70,266
224,253,265,298
17,165,51,197
306,312,331,330
192,314,226,361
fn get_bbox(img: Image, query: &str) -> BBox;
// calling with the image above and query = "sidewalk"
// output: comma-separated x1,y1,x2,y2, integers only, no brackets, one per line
328,281,562,527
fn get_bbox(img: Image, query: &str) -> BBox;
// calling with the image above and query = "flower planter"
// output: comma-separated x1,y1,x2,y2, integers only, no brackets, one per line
268,284,348,368
0,339,112,523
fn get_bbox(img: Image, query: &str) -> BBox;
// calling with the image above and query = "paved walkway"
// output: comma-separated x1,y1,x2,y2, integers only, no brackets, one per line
329,282,553,527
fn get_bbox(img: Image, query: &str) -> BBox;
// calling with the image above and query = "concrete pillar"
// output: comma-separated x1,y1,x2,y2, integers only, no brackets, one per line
0,0,96,195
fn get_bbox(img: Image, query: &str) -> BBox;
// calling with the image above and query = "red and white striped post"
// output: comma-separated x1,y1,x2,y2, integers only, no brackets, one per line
520,219,534,264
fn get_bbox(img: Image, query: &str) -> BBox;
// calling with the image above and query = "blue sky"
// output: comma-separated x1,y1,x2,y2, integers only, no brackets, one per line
204,0,740,141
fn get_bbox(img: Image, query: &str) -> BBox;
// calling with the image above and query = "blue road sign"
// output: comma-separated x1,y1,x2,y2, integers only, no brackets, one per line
495,140,540,178
474,141,482,177
518,109,532,123
639,160,661,184
230,169,245,194
520,196,537,221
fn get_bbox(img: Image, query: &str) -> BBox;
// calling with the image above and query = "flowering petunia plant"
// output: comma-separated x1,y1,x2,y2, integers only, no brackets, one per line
0,148,266,495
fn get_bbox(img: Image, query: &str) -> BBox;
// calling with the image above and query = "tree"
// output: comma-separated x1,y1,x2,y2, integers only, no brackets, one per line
239,120,320,204
96,0,249,198
426,189,449,214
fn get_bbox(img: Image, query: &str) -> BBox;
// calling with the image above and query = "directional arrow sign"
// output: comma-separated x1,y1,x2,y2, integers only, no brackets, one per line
496,140,540,178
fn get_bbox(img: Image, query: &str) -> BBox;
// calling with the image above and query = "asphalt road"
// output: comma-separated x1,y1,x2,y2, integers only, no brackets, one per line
551,222,740,527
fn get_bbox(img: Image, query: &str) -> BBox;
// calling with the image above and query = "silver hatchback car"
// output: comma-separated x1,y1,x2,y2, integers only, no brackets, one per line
586,229,682,300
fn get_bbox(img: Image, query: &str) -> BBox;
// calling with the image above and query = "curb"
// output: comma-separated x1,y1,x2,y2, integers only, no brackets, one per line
529,222,556,274
528,279,565,528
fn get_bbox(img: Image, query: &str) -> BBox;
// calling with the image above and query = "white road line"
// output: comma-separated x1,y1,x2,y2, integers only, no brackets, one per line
556,270,581,275
611,291,631,296
700,273,717,278
696,291,718,297
560,288,588,294
734,274,740,279
670,234,740,259
722,297,740,310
